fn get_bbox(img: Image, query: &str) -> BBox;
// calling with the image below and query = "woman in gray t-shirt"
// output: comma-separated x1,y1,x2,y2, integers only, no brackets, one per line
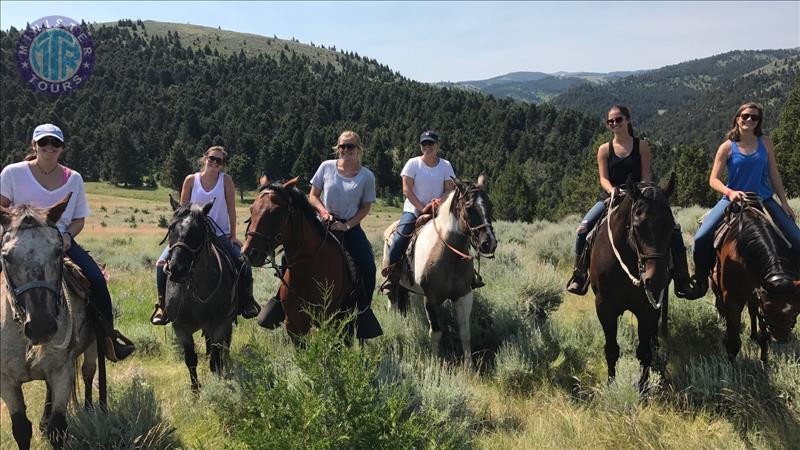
259,131,382,339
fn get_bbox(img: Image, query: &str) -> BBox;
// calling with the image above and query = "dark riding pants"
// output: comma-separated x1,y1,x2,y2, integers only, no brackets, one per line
67,241,113,322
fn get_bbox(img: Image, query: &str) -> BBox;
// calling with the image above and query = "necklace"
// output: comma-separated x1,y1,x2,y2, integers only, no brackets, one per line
35,160,58,175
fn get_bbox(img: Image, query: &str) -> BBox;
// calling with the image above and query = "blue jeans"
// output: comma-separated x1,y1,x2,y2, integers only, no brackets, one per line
575,201,606,256
341,225,376,310
155,235,252,299
693,197,800,280
67,241,113,322
387,212,418,264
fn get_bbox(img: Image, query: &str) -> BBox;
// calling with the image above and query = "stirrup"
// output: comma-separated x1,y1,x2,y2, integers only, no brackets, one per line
240,298,261,319
104,331,135,362
566,271,589,295
150,304,171,326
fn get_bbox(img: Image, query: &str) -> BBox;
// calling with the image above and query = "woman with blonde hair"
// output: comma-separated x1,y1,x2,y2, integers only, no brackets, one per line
151,145,260,324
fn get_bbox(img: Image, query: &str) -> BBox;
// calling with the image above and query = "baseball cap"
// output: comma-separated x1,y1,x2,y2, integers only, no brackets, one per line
32,124,64,142
419,130,438,144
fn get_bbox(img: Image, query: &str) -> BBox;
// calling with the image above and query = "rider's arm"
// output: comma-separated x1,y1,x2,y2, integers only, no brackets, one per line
763,136,796,219
179,175,194,205
710,141,736,199
438,179,456,201
640,139,652,183
345,202,372,229
597,143,613,194
223,174,238,240
402,176,426,212
308,185,331,220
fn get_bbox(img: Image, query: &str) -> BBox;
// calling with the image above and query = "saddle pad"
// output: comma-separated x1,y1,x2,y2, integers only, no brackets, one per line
63,257,91,300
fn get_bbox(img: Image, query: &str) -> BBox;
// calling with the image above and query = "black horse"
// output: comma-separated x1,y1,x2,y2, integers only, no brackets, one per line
589,174,676,392
163,197,240,392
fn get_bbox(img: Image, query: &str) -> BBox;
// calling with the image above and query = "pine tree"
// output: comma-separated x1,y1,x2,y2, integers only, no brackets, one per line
161,140,192,192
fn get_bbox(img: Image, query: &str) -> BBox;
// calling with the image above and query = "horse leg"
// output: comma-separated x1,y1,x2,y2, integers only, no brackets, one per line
453,292,474,369
397,287,409,316
755,307,770,364
596,304,620,381
45,366,75,450
723,310,743,363
39,383,52,433
82,341,98,409
2,376,32,450
175,327,200,392
423,296,442,357
747,299,759,342
635,310,660,394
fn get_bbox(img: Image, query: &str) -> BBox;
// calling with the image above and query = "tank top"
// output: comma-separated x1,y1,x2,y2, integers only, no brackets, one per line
191,172,231,236
726,137,773,200
601,138,641,199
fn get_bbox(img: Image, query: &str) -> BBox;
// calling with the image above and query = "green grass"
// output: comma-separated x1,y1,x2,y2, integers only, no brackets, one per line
2,190,798,449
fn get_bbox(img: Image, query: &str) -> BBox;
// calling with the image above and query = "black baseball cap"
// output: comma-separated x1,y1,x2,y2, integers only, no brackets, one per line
419,130,438,144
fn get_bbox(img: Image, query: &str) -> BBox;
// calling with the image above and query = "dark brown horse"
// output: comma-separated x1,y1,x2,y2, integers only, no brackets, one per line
589,174,675,391
242,177,361,338
711,196,800,363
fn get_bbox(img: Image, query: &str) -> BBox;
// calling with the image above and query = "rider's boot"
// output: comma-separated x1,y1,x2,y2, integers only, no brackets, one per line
256,294,285,329
566,253,590,295
237,274,261,319
96,315,135,362
151,262,170,325
472,270,485,289
380,263,401,302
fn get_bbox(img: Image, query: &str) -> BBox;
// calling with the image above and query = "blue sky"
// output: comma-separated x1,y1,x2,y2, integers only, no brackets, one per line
2,1,798,82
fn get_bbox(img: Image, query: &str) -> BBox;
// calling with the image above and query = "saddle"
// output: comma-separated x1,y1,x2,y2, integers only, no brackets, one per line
711,193,784,251
326,225,365,309
63,257,91,300
577,190,628,267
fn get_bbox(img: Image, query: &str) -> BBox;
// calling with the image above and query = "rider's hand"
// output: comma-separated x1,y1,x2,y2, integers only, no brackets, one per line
726,189,745,202
782,202,796,220
230,236,243,247
320,210,334,223
330,221,348,232
429,198,442,209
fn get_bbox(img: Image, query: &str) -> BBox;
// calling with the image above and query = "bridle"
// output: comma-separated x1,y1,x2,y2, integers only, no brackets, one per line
1,222,65,323
433,184,496,261
607,186,669,309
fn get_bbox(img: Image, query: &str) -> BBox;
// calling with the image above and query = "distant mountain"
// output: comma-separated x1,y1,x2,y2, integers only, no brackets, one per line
552,49,800,149
439,70,649,104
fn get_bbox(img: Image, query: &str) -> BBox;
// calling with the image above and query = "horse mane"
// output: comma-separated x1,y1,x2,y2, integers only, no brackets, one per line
736,207,796,278
7,205,48,229
262,181,326,237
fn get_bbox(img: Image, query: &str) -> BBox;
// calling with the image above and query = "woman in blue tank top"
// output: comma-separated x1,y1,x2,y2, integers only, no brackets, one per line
686,102,800,299
567,105,693,298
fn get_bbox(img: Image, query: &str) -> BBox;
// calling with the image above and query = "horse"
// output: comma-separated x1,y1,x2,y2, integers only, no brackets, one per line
381,175,497,368
163,196,239,392
711,195,800,363
589,174,676,392
242,177,372,339
0,197,99,450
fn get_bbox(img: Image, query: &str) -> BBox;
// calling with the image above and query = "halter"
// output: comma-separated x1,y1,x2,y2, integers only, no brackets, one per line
606,186,668,309
1,222,65,323
432,184,496,261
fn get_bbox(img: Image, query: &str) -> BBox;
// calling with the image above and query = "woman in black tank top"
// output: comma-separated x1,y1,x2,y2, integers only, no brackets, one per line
567,105,692,298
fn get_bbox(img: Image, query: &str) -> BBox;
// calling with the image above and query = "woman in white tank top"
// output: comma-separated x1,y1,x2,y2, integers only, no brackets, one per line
151,146,260,325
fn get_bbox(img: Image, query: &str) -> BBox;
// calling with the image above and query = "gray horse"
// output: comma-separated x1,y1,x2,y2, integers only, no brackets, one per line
1,197,98,450
164,197,239,392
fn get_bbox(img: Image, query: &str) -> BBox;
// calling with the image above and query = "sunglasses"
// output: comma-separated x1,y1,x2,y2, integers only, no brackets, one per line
36,137,64,148
421,141,436,147
739,113,761,122
207,155,224,165
606,117,625,126
338,143,358,151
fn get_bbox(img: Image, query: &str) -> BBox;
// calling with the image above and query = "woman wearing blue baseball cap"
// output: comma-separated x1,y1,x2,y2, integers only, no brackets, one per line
0,124,135,361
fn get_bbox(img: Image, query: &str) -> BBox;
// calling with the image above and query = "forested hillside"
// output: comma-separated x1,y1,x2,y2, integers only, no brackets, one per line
1,21,797,221
1,20,601,221
553,49,800,154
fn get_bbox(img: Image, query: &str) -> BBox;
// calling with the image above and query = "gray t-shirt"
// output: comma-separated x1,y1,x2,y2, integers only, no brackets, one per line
310,160,376,220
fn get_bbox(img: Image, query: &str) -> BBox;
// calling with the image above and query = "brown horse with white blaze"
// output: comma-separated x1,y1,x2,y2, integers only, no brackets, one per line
711,196,800,363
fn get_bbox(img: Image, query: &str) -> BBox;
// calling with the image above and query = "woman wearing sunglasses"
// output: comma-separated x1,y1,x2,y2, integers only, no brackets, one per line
566,105,694,298
257,131,383,339
151,146,260,324
685,102,800,299
0,124,135,361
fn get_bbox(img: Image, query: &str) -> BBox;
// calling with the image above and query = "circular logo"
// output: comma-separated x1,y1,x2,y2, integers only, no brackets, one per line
15,15,95,95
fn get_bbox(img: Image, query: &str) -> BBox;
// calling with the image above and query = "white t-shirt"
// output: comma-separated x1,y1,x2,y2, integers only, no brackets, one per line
310,160,376,220
190,172,230,236
0,161,91,233
400,156,456,214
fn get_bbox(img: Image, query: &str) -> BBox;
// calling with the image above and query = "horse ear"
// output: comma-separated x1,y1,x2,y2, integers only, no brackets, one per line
283,176,300,189
662,172,676,199
625,176,639,200
476,174,488,192
259,174,269,187
169,193,180,211
202,198,216,216
46,193,72,224
0,207,11,228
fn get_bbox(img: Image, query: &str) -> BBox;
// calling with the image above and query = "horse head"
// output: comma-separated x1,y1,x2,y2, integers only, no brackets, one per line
0,195,70,344
165,195,214,283
624,172,676,303
454,174,497,256
243,176,303,267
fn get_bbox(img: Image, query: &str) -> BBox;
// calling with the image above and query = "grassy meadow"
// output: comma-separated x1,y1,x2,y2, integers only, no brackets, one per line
1,184,798,449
